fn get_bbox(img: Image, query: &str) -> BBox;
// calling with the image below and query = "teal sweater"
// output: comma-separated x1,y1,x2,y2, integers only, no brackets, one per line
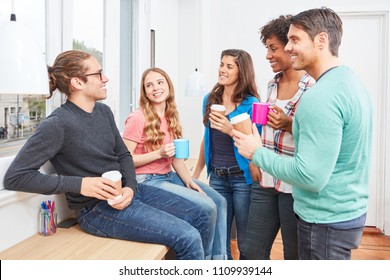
253,66,372,223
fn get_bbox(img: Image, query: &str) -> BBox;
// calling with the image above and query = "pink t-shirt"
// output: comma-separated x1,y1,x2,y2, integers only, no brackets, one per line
123,109,172,175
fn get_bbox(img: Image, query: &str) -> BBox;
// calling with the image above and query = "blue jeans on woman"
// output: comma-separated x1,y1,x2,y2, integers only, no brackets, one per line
137,172,228,260
296,213,366,259
209,169,251,260
245,182,298,259
76,182,212,260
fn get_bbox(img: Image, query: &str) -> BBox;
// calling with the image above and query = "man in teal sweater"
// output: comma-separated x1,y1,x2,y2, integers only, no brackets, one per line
233,7,372,259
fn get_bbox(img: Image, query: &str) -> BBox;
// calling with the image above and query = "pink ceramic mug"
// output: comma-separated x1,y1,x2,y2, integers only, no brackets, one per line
252,102,270,125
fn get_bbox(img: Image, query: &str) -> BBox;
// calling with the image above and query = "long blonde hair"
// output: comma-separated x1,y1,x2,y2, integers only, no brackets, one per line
139,68,183,152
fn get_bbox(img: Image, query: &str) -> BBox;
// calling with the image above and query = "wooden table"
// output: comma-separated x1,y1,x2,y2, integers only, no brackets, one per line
0,225,170,260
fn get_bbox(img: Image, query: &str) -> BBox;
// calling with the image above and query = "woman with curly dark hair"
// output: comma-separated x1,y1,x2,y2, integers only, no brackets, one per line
244,15,314,260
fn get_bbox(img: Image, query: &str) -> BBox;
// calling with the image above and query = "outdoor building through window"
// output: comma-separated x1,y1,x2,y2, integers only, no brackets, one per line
0,0,46,158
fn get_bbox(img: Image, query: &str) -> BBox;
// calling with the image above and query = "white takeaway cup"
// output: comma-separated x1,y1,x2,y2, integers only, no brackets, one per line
102,170,123,205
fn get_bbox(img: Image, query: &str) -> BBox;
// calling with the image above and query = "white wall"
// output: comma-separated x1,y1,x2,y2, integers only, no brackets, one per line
0,192,74,252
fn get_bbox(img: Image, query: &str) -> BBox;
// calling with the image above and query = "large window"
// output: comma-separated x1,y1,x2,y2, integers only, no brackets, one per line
0,0,46,157
72,0,104,64
0,0,105,159
0,0,134,193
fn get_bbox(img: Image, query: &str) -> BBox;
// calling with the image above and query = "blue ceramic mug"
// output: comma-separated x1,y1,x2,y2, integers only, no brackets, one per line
174,139,189,159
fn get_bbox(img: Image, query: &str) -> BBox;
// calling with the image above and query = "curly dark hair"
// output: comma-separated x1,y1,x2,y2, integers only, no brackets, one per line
259,15,292,46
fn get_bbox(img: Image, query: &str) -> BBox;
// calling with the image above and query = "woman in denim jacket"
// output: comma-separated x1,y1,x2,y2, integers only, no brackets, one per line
193,49,261,259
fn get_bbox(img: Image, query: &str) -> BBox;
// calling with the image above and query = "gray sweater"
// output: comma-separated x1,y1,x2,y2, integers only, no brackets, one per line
4,101,137,209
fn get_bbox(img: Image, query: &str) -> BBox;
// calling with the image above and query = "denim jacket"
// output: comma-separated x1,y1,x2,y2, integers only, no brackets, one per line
202,93,261,185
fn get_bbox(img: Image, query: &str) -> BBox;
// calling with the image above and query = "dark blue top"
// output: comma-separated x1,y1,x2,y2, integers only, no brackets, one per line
210,121,237,168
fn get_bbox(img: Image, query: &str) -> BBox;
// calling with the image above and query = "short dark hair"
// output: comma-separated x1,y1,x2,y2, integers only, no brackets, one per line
288,7,343,56
259,15,292,46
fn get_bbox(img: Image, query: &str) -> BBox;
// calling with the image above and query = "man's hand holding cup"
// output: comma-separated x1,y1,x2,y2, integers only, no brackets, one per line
232,123,263,160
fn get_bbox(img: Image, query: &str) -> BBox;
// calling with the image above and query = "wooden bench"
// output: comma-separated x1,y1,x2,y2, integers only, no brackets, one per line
0,224,170,260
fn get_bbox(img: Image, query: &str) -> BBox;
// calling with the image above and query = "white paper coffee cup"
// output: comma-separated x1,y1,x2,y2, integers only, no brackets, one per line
211,104,226,115
230,113,252,135
102,170,123,205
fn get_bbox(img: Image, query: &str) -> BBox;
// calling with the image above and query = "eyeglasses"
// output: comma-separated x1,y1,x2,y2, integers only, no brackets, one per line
84,70,103,81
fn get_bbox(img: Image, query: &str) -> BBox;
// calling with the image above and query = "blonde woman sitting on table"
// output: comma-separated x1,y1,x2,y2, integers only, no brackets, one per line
122,67,228,260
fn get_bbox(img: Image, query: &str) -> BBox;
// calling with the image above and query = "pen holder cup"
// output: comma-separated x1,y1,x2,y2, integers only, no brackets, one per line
39,208,57,236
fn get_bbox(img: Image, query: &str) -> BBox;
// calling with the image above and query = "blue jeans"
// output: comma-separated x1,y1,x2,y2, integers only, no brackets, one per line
209,169,251,260
245,182,298,259
76,183,211,260
296,214,366,259
137,172,228,260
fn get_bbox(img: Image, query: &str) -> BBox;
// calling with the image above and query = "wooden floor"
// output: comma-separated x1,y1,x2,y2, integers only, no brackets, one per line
231,227,390,260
